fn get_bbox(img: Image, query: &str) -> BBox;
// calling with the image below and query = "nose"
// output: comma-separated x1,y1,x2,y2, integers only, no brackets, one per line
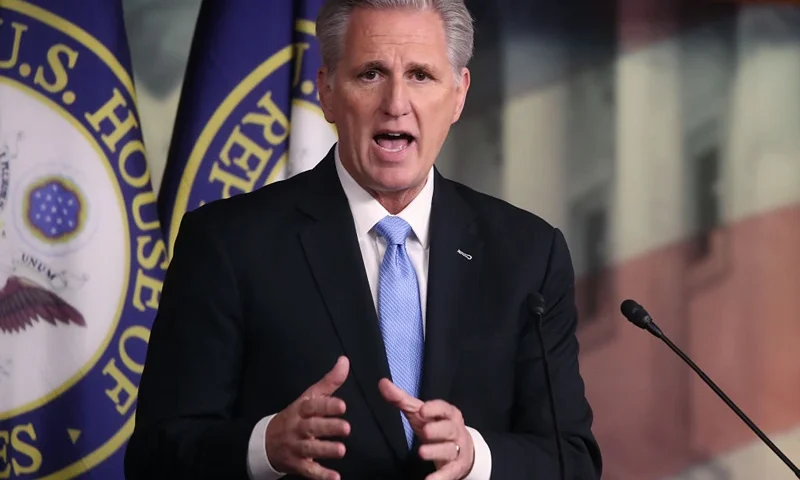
381,76,411,118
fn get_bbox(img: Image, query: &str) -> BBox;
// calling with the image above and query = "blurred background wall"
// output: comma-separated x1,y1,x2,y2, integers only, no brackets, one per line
123,0,800,478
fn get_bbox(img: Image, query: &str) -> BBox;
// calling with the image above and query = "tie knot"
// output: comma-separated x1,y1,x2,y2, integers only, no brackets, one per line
375,216,413,245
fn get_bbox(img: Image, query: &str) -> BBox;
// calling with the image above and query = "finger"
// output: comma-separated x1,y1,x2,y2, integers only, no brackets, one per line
378,378,423,413
307,356,350,397
419,420,458,443
299,417,351,438
420,400,459,422
299,396,346,418
298,459,341,480
425,459,463,480
418,442,460,463
295,438,346,460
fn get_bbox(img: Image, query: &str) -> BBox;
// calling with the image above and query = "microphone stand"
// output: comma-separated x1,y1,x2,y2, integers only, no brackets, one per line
621,299,800,479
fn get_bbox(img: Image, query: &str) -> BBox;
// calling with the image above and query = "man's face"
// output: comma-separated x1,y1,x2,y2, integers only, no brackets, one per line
318,7,470,197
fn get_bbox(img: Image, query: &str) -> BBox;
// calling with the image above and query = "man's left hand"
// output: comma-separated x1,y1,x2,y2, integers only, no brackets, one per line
378,379,475,480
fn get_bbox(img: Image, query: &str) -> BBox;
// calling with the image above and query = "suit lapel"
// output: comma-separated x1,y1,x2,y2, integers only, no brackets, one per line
419,172,483,403
297,153,409,461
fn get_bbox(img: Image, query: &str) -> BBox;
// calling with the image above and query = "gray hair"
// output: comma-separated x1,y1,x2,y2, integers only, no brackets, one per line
316,0,474,82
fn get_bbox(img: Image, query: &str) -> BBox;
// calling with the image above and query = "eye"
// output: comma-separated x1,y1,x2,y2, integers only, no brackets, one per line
413,71,429,81
360,70,379,81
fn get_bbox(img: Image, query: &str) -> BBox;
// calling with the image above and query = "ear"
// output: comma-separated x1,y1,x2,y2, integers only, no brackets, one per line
317,66,336,123
451,67,471,124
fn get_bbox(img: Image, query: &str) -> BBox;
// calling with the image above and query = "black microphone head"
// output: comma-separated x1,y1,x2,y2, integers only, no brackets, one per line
528,293,545,316
620,299,652,329
621,299,664,338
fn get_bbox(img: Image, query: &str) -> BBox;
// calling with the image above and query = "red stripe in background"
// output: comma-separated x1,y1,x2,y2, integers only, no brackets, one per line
577,204,800,479
618,0,737,52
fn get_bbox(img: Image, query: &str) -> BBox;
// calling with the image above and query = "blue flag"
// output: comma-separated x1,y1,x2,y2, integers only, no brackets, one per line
0,0,168,477
158,0,337,255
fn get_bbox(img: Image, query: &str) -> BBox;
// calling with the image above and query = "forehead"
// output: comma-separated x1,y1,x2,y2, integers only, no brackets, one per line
342,7,449,62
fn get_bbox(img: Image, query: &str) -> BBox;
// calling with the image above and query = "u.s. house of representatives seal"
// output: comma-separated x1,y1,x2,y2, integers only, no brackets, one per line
0,1,167,478
166,18,338,253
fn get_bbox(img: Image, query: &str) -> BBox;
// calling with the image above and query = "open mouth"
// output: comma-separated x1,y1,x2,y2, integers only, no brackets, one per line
373,132,415,152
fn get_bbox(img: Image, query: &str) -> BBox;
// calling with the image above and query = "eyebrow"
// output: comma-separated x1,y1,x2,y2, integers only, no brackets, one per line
357,60,438,75
358,60,389,73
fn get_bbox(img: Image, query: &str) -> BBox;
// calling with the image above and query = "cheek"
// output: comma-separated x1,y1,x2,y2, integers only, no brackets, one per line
341,90,379,129
420,103,455,141
422,93,456,123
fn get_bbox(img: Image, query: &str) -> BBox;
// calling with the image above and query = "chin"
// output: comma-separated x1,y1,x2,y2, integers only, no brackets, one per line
367,169,426,193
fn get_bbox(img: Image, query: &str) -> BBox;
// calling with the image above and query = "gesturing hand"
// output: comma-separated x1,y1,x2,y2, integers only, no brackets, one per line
378,378,475,480
265,356,351,480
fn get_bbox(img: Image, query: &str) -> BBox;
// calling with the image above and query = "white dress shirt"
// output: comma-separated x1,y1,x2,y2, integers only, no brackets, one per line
247,146,492,479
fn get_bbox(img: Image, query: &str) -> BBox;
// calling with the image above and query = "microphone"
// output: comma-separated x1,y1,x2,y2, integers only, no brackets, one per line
620,299,800,478
529,293,566,480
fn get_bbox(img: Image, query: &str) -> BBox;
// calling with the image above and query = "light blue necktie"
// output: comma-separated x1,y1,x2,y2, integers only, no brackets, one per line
375,215,424,449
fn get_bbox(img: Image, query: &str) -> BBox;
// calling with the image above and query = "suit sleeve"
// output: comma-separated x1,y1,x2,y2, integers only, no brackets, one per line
480,228,603,479
124,209,255,479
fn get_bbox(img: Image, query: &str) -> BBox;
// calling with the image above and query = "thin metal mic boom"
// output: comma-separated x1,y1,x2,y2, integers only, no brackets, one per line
530,293,566,480
620,299,800,478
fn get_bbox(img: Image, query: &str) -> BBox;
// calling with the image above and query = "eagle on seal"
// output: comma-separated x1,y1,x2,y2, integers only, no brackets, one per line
0,275,85,333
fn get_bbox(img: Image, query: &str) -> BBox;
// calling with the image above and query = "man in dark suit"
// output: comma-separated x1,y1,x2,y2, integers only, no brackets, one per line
125,0,602,479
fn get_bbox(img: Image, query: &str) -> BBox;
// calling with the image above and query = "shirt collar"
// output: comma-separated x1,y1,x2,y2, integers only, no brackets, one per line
334,143,433,248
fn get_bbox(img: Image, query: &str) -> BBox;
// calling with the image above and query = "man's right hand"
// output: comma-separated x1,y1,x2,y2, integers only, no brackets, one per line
265,356,351,480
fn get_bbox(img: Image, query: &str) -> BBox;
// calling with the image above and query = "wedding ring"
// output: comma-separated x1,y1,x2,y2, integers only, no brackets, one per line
454,443,460,457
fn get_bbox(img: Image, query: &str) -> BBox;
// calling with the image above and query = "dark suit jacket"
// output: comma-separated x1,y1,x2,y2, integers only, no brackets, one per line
125,149,602,479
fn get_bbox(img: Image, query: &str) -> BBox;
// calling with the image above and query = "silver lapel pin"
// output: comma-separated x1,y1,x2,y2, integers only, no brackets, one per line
457,249,473,260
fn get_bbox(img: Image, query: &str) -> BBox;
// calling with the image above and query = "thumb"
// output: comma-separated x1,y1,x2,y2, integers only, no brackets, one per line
307,356,349,396
378,378,422,414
